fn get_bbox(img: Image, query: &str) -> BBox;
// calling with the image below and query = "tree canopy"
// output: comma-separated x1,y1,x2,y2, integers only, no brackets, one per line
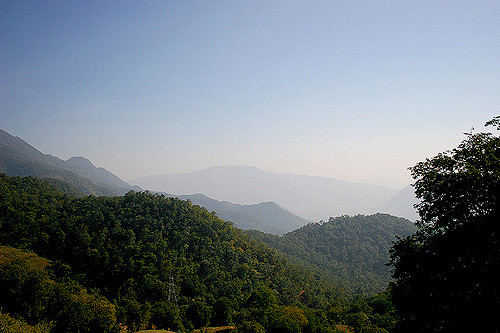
0,173,399,332
390,118,500,332
248,214,416,295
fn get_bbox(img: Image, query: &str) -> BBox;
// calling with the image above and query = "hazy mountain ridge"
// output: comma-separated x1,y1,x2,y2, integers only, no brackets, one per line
379,185,419,221
64,155,132,189
0,128,136,196
1,128,417,228
173,193,312,235
132,165,399,221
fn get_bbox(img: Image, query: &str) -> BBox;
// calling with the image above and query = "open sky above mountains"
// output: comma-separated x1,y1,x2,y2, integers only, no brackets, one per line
1,1,499,183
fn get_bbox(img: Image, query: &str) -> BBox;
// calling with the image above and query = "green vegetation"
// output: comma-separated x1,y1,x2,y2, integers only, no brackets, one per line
248,214,416,294
389,118,500,332
0,173,396,332
0,246,117,333
2,119,498,332
0,312,50,333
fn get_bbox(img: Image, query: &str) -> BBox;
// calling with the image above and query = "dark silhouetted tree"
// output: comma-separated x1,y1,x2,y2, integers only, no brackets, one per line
390,118,500,332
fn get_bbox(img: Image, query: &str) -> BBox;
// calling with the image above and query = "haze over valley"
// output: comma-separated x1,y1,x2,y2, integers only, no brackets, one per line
131,165,416,221
1,128,417,233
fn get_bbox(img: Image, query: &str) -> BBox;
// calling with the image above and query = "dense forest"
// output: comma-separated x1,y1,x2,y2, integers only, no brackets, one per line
0,174,396,333
1,119,499,332
248,214,416,294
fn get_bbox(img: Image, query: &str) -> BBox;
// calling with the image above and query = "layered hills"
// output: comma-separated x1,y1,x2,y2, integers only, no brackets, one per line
0,174,353,332
131,165,411,221
174,193,311,235
0,128,137,196
0,129,312,233
379,185,419,221
0,128,413,331
0,127,418,238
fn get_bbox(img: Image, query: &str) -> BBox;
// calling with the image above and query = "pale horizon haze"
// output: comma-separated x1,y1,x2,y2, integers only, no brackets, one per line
1,1,499,185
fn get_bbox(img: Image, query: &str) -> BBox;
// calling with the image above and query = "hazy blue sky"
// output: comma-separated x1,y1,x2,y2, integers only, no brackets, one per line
1,1,499,185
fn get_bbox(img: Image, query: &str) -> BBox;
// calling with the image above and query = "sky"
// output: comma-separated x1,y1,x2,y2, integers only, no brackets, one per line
1,1,499,187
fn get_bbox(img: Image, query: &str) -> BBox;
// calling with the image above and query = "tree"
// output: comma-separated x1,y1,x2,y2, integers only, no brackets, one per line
390,118,500,332
185,300,211,329
150,301,183,331
212,297,233,326
265,306,308,333
246,285,277,309
51,286,117,333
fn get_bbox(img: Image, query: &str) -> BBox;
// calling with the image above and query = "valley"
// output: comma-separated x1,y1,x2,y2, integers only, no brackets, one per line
0,128,415,332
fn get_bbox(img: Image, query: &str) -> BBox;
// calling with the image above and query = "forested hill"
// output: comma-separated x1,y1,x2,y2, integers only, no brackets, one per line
248,214,417,294
1,174,402,333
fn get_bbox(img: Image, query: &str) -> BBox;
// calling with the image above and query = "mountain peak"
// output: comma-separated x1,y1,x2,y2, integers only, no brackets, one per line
66,156,94,167
202,165,261,173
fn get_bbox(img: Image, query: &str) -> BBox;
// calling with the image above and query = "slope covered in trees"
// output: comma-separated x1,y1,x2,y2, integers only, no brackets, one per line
0,246,116,333
248,214,416,294
0,173,399,332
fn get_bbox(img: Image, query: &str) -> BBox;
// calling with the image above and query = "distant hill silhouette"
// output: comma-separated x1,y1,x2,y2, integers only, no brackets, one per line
173,193,311,235
0,128,137,196
131,165,399,221
379,185,419,221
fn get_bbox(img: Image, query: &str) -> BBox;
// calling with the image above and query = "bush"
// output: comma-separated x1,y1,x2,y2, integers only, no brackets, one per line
151,301,183,331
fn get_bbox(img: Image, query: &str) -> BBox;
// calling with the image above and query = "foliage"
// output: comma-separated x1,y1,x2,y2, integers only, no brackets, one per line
0,174,336,331
50,284,117,333
245,286,277,309
150,301,183,331
211,297,233,326
0,248,53,323
0,313,50,333
0,246,118,333
264,306,309,333
0,173,400,332
186,300,212,329
389,120,500,332
248,214,416,295
237,321,266,333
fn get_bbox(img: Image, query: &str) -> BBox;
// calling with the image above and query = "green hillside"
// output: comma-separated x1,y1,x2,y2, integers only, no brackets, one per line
248,214,416,294
0,246,116,333
0,174,400,332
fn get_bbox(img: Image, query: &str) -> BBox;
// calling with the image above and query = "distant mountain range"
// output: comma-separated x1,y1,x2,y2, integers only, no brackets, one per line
0,129,311,234
1,128,418,234
0,129,137,196
131,165,417,221
379,185,419,221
